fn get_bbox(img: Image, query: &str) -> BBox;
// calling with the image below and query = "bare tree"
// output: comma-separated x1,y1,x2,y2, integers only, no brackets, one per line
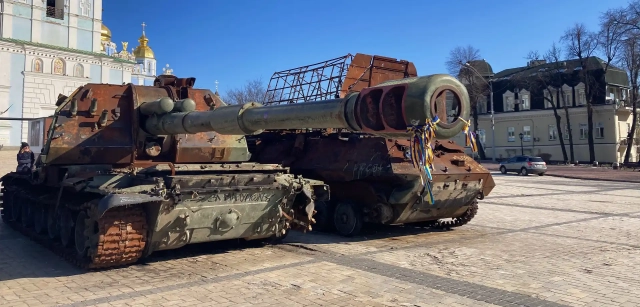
222,79,266,105
561,23,622,162
520,46,572,163
602,2,640,163
222,78,280,105
445,45,489,159
620,36,640,163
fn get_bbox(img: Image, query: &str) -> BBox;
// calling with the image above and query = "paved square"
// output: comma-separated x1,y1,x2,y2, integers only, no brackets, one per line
1,150,639,307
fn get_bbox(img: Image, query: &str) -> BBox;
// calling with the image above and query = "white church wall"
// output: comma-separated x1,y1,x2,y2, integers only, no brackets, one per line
21,72,87,141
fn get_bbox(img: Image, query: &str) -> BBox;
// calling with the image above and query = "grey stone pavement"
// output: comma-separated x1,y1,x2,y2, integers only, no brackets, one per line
482,162,640,183
0,150,639,307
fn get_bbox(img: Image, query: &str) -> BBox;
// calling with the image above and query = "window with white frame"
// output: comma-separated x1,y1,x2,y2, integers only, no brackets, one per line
79,0,92,17
579,123,588,139
575,83,586,106
505,97,514,111
508,127,515,142
561,85,572,107
46,0,65,20
477,129,486,144
563,91,571,107
544,88,555,108
577,89,586,105
476,97,487,114
520,92,530,110
595,122,604,139
503,90,514,112
523,126,531,142
564,124,570,140
549,125,558,141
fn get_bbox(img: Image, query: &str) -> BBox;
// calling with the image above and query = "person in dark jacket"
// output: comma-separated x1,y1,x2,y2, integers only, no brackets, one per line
16,142,35,174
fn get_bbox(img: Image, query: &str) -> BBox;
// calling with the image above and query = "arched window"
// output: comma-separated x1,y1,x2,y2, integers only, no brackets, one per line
33,58,43,73
74,63,84,77
502,90,515,112
52,58,65,75
544,87,556,109
574,82,586,106
561,84,573,107
518,89,530,110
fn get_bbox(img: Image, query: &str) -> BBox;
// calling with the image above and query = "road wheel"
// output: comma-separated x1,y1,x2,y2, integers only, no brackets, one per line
11,193,21,222
47,207,59,239
1,191,13,223
59,207,75,247
333,202,363,237
520,168,529,176
499,166,507,174
312,200,335,232
33,204,48,234
20,196,34,228
538,172,545,176
75,209,100,260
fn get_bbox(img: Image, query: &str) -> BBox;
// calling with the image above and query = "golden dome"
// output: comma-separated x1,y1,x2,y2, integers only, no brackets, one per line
133,33,155,59
100,24,112,41
100,24,111,52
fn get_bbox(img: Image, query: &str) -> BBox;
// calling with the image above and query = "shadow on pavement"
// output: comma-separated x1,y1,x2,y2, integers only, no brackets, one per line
0,223,83,281
0,217,460,281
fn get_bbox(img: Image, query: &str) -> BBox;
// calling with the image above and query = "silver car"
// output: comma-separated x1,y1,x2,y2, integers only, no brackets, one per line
499,155,547,176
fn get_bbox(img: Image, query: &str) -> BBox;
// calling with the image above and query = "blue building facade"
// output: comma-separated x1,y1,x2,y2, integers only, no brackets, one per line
0,0,171,149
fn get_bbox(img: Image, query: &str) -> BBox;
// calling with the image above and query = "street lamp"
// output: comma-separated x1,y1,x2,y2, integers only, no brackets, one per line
519,132,524,155
461,62,496,162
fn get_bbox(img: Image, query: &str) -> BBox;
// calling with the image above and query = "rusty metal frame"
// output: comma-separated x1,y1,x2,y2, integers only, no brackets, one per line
263,53,417,106
263,54,353,105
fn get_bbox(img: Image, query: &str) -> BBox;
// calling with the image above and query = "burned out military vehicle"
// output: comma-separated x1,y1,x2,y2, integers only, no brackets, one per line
249,54,496,236
0,72,470,269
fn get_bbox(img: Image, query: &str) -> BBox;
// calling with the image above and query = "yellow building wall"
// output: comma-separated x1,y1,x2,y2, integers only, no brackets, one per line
450,105,639,163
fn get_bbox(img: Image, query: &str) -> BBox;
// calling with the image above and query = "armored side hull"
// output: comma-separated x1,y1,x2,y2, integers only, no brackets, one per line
248,131,495,236
0,163,327,269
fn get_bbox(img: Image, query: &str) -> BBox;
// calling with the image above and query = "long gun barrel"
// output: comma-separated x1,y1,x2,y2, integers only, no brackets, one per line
143,74,471,139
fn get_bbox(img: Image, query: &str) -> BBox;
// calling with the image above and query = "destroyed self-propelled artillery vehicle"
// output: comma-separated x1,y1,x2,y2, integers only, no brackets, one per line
248,53,496,236
0,72,475,269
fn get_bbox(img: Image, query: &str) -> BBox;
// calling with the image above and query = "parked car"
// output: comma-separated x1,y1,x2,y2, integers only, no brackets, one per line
499,155,547,176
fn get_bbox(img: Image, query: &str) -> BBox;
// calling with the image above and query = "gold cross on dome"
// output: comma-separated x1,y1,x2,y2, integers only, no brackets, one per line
141,22,146,34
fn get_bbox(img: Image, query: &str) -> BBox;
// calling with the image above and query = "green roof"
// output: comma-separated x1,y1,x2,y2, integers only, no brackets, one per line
466,60,494,77
493,56,626,80
0,37,136,64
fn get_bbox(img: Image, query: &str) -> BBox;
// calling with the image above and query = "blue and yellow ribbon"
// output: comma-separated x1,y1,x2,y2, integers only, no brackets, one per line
459,117,478,153
406,115,440,205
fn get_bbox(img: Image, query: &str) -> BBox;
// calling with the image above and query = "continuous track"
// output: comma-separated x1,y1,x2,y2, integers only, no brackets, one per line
420,200,479,229
1,184,148,270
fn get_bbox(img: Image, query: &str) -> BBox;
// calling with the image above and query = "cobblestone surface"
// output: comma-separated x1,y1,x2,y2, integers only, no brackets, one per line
1,150,639,307
483,161,640,183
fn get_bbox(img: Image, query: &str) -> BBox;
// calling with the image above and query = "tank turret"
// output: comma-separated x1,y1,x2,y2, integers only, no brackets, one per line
38,74,469,167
